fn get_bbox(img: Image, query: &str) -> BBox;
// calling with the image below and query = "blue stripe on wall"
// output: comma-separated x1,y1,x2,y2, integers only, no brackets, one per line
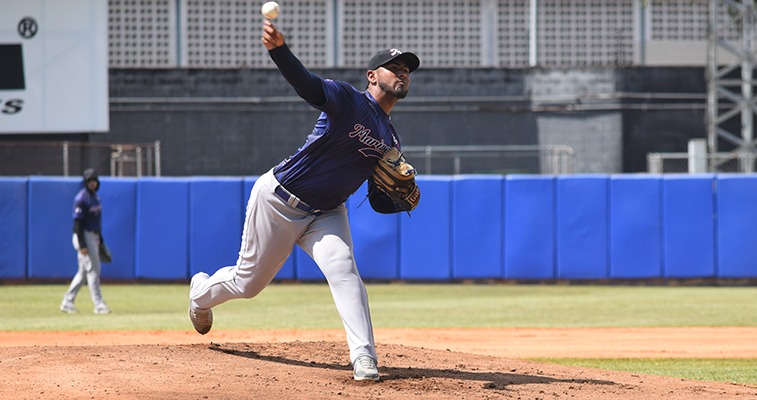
662,175,716,278
0,178,28,280
716,175,757,278
609,176,663,279
504,175,556,280
556,175,609,280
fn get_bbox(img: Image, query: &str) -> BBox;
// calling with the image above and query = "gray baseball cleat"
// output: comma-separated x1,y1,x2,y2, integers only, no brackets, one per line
352,355,380,381
60,302,78,314
189,272,213,335
94,304,111,314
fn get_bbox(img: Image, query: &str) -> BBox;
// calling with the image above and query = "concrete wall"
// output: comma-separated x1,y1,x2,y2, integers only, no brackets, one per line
0,66,709,176
106,66,707,175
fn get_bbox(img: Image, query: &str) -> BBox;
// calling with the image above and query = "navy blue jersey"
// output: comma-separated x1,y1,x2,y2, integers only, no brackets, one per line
274,80,400,210
72,188,102,233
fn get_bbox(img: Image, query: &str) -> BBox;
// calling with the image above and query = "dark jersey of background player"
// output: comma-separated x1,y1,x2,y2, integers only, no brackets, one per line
73,168,102,250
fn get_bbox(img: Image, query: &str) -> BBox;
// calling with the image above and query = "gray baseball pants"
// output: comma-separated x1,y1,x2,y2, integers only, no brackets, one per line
189,169,377,364
63,231,106,307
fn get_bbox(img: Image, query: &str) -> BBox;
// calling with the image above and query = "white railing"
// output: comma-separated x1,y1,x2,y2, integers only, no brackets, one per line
0,141,161,177
647,151,756,173
402,145,575,175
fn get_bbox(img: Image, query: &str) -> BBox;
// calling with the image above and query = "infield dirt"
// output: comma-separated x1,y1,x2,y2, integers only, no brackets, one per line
2,327,756,399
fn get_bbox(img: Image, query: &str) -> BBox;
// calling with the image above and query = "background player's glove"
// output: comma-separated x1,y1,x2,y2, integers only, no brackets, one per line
369,147,420,213
99,242,113,263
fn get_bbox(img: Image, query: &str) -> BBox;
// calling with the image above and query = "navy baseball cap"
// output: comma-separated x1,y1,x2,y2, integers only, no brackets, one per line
367,49,420,72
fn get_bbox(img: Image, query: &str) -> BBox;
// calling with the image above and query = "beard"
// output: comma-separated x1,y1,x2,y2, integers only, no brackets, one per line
378,80,408,99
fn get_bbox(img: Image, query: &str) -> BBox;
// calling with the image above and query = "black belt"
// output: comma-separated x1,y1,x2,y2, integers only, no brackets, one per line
274,185,322,216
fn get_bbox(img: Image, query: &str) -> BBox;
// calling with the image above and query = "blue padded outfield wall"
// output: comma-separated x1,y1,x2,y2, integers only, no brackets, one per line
0,178,27,280
1,174,756,281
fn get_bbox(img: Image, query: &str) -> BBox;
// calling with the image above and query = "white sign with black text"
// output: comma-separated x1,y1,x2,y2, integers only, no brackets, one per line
0,0,108,133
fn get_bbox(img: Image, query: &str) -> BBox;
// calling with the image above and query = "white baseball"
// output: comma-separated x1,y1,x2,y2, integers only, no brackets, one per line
261,1,280,19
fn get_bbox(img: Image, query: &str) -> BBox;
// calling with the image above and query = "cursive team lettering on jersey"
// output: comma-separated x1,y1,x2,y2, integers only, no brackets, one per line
348,123,393,158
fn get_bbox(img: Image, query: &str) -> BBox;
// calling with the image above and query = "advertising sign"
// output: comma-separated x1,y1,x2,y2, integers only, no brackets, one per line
0,0,108,133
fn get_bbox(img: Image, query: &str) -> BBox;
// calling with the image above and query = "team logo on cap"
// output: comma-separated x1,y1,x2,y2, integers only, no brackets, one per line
389,49,402,56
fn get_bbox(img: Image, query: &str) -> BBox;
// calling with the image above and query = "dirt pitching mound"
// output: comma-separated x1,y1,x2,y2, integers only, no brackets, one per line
3,339,756,400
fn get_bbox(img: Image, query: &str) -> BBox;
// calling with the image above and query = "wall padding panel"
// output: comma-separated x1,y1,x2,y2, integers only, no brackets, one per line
136,178,189,280
452,176,504,279
400,177,452,280
0,179,28,280
348,182,401,280
716,175,757,278
609,176,662,278
27,178,80,279
15,174,757,281
504,176,555,279
556,175,609,279
662,175,716,278
189,178,244,276
99,178,138,280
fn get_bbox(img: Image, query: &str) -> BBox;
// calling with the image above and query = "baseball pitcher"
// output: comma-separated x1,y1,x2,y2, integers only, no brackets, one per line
188,20,421,382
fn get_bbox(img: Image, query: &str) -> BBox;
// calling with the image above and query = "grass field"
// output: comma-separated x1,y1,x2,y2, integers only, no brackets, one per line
1,283,756,384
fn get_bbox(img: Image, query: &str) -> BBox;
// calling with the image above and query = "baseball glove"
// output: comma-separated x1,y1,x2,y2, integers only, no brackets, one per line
369,147,420,213
99,242,112,264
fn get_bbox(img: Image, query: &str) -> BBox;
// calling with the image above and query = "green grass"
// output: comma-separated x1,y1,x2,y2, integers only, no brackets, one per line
3,283,757,330
1,283,756,385
532,358,757,386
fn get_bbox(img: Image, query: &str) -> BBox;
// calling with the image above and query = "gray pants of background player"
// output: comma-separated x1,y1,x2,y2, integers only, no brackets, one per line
190,169,377,364
63,231,106,307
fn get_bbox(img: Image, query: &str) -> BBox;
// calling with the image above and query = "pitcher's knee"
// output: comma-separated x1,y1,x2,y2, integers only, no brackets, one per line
323,255,358,279
235,277,265,299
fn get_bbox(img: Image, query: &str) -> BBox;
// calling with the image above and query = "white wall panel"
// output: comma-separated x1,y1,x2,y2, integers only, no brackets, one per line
0,0,109,133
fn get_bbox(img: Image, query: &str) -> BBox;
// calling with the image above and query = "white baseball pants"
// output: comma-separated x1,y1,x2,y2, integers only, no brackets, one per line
63,231,106,307
189,168,377,364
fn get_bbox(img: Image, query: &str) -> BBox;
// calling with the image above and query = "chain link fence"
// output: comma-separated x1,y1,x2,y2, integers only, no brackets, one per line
402,145,575,175
0,141,161,177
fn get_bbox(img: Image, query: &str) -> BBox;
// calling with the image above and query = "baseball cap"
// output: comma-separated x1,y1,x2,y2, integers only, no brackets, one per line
82,167,100,190
367,49,420,73
83,168,99,182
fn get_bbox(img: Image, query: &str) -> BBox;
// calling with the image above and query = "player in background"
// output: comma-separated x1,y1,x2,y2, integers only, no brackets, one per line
60,168,111,315
188,20,420,381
